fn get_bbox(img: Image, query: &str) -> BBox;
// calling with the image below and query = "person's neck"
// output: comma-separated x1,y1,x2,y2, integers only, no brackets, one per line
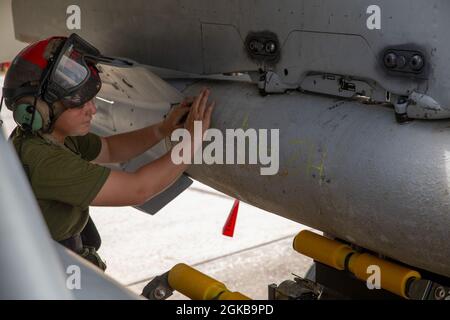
50,130,67,144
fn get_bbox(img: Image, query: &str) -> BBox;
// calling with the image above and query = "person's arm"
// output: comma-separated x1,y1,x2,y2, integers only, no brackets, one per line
91,153,189,206
91,89,214,207
93,102,192,164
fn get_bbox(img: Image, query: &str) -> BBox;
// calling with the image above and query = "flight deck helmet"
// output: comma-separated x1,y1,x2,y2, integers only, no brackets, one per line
1,33,103,133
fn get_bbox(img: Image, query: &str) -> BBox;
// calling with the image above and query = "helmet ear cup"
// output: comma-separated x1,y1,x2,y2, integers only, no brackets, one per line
13,103,43,132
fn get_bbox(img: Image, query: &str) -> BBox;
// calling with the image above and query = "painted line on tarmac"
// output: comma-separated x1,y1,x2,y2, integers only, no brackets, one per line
125,231,312,287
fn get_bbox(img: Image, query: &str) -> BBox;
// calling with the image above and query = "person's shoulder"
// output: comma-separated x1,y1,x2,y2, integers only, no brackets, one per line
18,134,64,165
11,130,48,153
21,135,48,148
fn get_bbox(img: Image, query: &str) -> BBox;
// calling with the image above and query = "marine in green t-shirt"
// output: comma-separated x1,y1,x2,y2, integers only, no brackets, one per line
11,128,110,242
2,34,214,272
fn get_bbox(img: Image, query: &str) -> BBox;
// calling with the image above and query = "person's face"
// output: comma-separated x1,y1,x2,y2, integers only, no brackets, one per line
54,99,97,137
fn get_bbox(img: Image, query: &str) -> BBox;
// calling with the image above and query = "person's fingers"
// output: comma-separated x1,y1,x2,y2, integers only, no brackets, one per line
180,96,195,108
186,105,196,124
198,89,210,120
203,102,215,131
185,107,196,130
191,89,205,118
186,96,199,120
184,89,209,133
171,108,190,126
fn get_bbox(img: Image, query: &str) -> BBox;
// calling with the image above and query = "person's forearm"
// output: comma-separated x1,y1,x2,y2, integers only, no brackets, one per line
134,152,189,202
91,151,189,207
105,122,165,163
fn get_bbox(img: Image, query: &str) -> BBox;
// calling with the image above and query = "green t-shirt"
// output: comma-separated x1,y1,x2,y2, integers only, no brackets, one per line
11,128,111,241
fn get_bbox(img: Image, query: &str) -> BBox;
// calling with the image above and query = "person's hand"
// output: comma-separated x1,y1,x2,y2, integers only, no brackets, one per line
159,98,193,137
184,88,215,137
184,88,215,157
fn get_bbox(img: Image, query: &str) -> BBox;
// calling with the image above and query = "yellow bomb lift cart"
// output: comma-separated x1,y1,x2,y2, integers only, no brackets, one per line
141,231,450,300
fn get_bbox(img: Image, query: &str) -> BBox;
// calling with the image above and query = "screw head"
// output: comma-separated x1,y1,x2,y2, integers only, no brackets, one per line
410,54,424,71
265,42,277,54
384,52,398,68
153,286,167,300
434,286,446,300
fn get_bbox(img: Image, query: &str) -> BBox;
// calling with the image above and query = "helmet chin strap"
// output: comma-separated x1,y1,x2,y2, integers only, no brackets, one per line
45,101,68,134
29,95,38,133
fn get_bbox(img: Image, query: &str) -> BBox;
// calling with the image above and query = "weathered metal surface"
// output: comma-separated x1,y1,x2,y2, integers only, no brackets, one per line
0,131,140,299
0,0,26,62
11,0,450,118
180,80,450,278
0,131,71,299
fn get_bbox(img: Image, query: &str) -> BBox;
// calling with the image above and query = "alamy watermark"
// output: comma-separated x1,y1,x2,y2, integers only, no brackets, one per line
66,265,81,290
366,265,381,290
170,121,280,176
66,4,382,32
366,5,381,30
66,5,81,30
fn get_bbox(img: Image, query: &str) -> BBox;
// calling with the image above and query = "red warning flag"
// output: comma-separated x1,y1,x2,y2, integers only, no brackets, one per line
223,200,240,237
